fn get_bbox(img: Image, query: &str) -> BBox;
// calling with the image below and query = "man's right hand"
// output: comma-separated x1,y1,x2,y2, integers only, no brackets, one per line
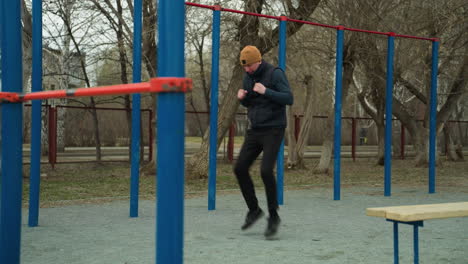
237,89,248,100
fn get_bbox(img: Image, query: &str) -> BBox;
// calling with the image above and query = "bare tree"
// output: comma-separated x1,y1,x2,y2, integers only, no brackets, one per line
287,75,313,169
43,0,106,160
90,0,157,164
92,0,134,159
349,0,468,166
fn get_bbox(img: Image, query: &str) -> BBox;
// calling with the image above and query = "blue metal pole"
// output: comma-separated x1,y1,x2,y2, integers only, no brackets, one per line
277,16,287,206
333,27,344,201
130,0,143,218
28,0,43,228
393,222,399,264
413,225,419,264
208,5,221,211
384,33,395,197
0,0,23,263
156,0,186,263
428,40,439,194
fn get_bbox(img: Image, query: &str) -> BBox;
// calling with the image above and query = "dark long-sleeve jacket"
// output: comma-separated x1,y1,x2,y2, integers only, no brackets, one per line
239,60,293,129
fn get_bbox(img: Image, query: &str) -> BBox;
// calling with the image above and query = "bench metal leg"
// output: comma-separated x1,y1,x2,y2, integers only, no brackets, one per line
387,220,424,264
393,222,399,264
413,224,419,264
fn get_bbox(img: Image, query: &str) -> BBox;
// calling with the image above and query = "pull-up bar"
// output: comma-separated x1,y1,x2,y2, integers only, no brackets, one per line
0,77,192,103
186,1,439,205
185,2,438,41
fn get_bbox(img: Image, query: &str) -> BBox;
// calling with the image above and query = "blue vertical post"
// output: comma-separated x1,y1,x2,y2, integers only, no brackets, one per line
0,0,2,210
333,26,344,201
208,5,221,211
413,225,419,264
0,0,23,263
156,0,186,263
130,0,143,218
277,16,287,205
384,33,395,197
428,40,439,194
393,222,399,264
28,0,43,228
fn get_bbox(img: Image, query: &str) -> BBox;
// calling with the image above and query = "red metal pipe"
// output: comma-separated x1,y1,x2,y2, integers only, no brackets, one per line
395,34,435,41
0,77,192,102
287,18,338,30
22,83,151,101
185,2,214,10
56,105,153,112
184,2,436,41
221,7,279,20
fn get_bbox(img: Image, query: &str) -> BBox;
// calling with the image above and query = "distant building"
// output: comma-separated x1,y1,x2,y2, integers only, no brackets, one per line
42,46,86,91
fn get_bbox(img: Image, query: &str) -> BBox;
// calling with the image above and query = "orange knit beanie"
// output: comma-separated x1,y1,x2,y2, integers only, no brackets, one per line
239,45,262,66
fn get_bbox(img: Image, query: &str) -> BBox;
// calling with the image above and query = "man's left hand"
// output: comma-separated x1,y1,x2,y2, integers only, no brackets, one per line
253,82,266,94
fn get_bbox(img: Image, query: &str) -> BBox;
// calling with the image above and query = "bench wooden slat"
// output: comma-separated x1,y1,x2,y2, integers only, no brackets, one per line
366,202,468,222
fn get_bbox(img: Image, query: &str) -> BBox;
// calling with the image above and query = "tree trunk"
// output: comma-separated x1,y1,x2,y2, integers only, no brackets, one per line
56,104,66,152
136,0,157,173
125,96,132,158
41,106,50,155
316,39,356,173
392,121,401,159
89,97,102,161
289,75,313,170
455,114,465,160
140,119,145,163
443,125,459,161
286,107,297,169
62,10,102,162
56,29,72,153
376,122,385,165
21,0,33,91
115,0,132,160
186,65,244,179
315,138,333,174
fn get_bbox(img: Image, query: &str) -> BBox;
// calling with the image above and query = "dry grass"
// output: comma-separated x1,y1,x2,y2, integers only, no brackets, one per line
22,158,468,208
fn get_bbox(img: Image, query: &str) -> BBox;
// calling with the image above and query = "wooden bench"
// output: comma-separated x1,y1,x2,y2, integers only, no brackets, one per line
366,202,468,264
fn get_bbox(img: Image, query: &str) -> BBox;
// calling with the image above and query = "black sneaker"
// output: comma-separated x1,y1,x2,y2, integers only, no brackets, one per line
241,208,264,230
264,216,281,238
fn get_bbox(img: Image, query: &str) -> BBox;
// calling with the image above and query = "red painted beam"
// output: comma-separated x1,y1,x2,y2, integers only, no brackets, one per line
0,77,192,103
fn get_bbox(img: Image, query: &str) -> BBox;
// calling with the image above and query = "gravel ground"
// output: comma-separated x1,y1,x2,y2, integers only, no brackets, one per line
21,186,468,264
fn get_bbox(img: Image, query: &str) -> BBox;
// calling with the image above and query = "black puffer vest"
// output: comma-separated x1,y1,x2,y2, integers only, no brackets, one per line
243,61,286,129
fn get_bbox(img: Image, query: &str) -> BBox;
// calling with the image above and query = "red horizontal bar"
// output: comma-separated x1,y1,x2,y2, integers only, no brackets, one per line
57,105,153,112
21,82,152,101
23,104,151,112
0,92,19,102
0,77,192,103
221,7,279,20
287,18,338,30
344,27,389,36
184,1,436,41
185,2,279,20
185,2,214,10
394,33,435,41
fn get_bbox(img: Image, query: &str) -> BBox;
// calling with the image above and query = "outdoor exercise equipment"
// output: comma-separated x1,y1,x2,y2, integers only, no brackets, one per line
0,0,440,263
1,1,189,264
186,2,439,206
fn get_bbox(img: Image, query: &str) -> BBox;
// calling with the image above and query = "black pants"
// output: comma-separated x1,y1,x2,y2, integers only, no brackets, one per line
233,127,285,212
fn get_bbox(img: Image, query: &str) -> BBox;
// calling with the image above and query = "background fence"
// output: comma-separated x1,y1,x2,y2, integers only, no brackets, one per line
21,105,468,165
